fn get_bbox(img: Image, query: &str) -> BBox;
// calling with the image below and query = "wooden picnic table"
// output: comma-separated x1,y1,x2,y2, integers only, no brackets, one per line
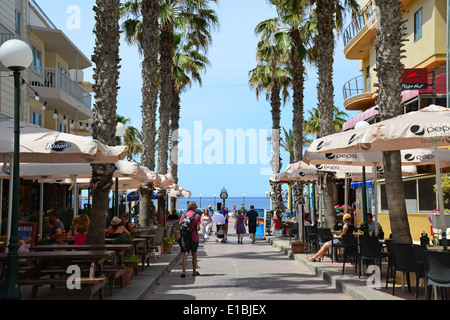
30,244,132,265
0,250,115,299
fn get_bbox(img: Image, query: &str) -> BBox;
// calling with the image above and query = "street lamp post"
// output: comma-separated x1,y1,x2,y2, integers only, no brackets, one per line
213,194,216,208
199,194,202,209
114,123,126,217
0,39,33,300
243,194,245,207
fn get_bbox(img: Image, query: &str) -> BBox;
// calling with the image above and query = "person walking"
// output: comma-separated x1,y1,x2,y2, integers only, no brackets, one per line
179,201,201,278
201,208,212,242
218,205,229,242
245,205,259,243
235,209,247,244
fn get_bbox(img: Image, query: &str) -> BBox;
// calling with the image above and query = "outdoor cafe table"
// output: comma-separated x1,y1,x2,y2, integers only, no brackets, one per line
30,244,133,265
0,250,115,279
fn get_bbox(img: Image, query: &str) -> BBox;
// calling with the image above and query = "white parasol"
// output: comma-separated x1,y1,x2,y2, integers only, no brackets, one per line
212,212,226,225
306,105,450,245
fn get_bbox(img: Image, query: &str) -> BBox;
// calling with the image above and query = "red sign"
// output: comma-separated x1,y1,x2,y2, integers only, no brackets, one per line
401,68,428,90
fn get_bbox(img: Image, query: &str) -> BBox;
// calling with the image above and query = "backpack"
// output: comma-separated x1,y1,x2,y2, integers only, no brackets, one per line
180,212,197,239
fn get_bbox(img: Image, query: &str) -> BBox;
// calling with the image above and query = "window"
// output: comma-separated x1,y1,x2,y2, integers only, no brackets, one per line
414,8,423,41
31,111,41,126
32,46,42,73
59,122,67,133
15,10,22,36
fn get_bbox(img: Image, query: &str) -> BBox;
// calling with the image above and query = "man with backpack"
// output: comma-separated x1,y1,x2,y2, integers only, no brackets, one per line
179,201,201,278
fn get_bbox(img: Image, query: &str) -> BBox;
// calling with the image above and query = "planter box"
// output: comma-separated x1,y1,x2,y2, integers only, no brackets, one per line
291,241,306,253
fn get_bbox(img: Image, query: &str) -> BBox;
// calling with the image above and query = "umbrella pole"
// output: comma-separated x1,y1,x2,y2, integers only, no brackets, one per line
434,142,447,251
361,166,369,235
39,182,44,240
344,173,348,215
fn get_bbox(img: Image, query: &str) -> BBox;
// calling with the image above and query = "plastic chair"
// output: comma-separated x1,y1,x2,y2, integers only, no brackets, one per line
423,251,450,300
305,226,319,253
391,243,427,299
358,236,383,278
384,239,400,289
341,234,358,274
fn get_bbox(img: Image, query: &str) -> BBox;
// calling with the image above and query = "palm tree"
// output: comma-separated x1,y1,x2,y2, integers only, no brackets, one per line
303,106,348,137
158,0,219,176
268,0,317,218
88,0,121,244
374,0,411,243
117,115,143,162
250,20,292,213
170,34,210,185
303,0,358,229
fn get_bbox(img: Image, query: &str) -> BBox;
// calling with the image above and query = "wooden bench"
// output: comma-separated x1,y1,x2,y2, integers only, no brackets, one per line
0,276,107,300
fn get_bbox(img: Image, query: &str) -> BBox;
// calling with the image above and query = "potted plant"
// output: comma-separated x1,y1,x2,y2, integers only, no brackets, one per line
163,237,175,254
113,234,137,284
122,254,139,284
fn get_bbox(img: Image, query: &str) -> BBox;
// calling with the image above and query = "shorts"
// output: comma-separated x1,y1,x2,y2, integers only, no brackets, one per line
180,237,199,253
248,224,257,234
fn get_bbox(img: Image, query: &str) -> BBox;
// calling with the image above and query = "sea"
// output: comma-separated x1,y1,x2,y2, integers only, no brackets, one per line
176,196,271,212
80,196,272,212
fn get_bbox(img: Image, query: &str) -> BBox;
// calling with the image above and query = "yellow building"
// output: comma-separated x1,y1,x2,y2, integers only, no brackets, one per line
340,0,448,241
0,0,93,134
0,0,93,220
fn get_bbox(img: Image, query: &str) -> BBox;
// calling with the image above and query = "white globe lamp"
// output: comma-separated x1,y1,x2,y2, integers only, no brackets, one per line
354,120,370,130
0,39,33,71
115,122,126,137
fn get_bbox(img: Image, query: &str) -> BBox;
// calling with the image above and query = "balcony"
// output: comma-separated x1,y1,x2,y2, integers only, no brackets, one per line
343,0,377,60
27,66,93,120
342,75,376,111
0,30,15,71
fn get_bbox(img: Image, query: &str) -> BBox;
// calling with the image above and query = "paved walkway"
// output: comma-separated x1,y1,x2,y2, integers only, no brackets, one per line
144,219,350,300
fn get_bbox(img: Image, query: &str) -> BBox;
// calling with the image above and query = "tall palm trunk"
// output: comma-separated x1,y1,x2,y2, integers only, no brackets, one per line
290,28,306,217
374,0,411,243
315,0,336,229
139,0,160,227
158,21,175,175
169,87,181,211
270,80,286,212
88,0,121,244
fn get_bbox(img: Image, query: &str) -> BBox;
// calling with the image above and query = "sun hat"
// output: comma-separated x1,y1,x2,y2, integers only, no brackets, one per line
111,216,121,226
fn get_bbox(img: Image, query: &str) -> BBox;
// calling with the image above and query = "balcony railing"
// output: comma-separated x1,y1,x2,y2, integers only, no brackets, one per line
0,33,14,45
343,0,376,47
28,66,91,108
343,75,371,101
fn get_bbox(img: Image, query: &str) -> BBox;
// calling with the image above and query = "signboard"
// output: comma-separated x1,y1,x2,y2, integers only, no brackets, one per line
255,209,265,240
401,68,428,90
18,222,37,265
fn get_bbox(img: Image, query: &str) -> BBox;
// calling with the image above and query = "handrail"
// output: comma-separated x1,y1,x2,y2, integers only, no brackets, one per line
28,66,91,108
343,0,376,47
342,75,370,101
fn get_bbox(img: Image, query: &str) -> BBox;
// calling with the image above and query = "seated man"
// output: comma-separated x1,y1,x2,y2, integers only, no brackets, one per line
366,213,383,238
40,210,65,244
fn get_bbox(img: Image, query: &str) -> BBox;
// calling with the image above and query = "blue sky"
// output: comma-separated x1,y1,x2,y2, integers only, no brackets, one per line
37,0,359,197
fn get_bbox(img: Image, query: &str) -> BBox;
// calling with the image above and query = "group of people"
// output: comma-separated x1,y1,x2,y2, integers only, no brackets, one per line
178,201,260,278
197,204,259,244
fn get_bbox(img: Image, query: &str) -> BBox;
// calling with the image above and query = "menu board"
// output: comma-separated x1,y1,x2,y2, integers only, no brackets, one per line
18,222,37,254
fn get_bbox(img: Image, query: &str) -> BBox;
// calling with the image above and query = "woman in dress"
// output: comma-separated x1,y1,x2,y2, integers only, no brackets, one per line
235,209,247,244
306,213,355,262
201,209,212,242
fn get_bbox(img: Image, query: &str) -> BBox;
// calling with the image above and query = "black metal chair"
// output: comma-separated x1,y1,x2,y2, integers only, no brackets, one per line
305,225,319,253
391,243,427,299
423,251,450,300
317,228,342,262
384,239,400,289
358,236,383,278
289,223,299,244
341,234,358,274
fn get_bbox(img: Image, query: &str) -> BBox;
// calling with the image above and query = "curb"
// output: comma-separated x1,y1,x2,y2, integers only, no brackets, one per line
266,237,398,300
111,248,182,300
